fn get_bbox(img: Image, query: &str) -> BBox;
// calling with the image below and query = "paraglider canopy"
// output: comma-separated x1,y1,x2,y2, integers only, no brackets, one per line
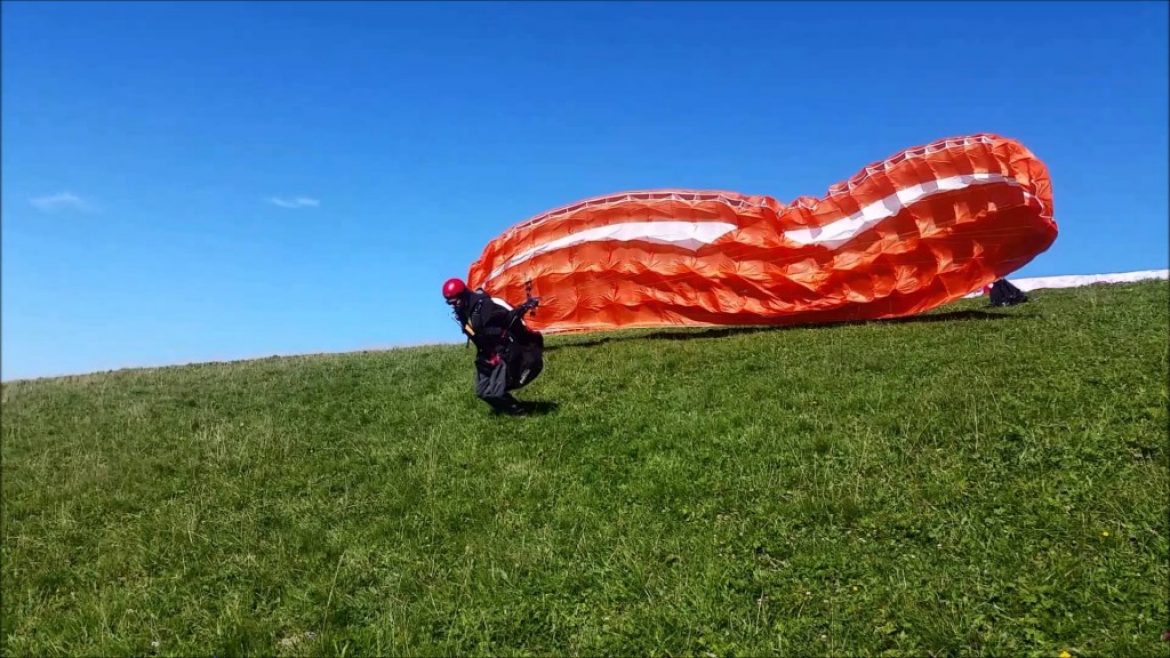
463,133,1057,334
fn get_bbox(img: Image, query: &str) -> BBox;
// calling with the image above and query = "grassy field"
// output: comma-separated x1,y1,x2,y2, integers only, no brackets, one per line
2,280,1167,656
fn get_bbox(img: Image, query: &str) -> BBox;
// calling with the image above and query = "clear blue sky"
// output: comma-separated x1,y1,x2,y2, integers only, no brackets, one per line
3,1,1167,381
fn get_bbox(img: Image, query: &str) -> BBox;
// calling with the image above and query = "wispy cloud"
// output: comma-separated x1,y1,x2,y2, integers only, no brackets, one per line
30,192,92,213
269,196,320,209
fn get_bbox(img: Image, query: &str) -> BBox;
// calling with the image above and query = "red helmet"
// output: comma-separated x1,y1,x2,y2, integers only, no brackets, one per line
442,277,467,299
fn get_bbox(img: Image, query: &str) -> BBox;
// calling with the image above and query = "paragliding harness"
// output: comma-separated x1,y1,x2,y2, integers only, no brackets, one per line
496,285,545,390
987,278,1028,307
456,281,544,391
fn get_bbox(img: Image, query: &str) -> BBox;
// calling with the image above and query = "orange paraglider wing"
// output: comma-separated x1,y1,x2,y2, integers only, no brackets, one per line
466,133,1057,334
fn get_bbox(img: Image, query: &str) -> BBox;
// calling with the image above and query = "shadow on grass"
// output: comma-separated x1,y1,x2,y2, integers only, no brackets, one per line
545,308,1030,352
501,400,559,416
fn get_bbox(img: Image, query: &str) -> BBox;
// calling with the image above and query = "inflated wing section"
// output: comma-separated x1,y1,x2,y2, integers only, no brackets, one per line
466,133,1057,334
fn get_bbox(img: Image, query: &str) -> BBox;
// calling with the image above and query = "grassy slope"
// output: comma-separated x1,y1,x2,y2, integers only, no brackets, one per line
2,281,1167,657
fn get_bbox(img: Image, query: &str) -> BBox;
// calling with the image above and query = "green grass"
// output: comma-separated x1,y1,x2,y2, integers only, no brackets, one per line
3,281,1167,657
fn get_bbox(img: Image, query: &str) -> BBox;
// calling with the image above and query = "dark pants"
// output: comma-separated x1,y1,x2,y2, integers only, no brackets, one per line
475,360,519,413
475,343,543,413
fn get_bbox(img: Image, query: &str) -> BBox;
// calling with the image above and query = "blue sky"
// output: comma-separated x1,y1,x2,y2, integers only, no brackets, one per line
3,1,1167,381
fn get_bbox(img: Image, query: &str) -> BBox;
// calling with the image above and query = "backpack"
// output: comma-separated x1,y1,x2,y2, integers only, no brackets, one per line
988,278,1028,307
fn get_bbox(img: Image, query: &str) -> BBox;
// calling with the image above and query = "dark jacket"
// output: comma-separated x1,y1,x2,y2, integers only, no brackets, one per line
456,290,534,372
